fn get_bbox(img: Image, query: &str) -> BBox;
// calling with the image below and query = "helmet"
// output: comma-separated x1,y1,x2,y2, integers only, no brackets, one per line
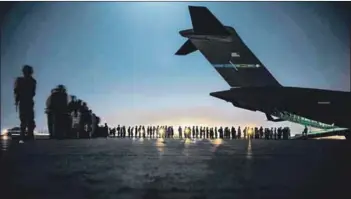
70,95,77,101
56,84,66,92
22,65,33,76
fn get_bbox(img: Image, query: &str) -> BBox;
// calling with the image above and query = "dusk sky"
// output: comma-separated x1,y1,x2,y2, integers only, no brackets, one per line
1,2,350,134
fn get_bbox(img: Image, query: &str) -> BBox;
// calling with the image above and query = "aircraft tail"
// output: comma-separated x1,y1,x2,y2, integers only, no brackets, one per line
188,6,230,36
177,6,282,88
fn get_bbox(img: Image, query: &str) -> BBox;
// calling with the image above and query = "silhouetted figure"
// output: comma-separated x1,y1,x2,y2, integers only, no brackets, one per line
150,126,153,138
168,126,172,138
70,108,81,138
231,126,236,139
127,126,131,137
91,113,97,138
80,102,89,136
14,65,37,142
278,127,282,139
104,123,109,137
50,85,69,139
270,128,274,139
214,127,218,138
237,127,241,139
210,128,214,139
45,89,56,138
287,127,291,139
121,126,125,137
283,127,288,139
178,126,182,138
167,126,170,138
243,127,247,139
259,127,263,139
302,126,308,138
117,125,121,137
219,127,224,139
120,126,123,137
266,128,270,140
142,126,146,138
224,127,230,139
134,126,138,137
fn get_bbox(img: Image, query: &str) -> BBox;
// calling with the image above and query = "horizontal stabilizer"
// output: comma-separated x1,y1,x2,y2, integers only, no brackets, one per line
175,39,198,55
189,6,229,36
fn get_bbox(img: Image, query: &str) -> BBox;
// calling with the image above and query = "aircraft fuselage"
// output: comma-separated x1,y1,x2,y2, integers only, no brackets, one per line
210,87,351,129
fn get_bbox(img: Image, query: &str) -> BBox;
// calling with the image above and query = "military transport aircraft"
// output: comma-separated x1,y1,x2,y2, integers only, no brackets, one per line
175,6,350,138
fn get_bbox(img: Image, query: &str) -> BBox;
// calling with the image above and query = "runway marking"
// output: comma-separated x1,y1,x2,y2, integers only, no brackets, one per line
246,139,252,160
155,138,165,157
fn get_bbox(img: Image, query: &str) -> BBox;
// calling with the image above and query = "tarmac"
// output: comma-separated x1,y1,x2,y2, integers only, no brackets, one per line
1,138,351,199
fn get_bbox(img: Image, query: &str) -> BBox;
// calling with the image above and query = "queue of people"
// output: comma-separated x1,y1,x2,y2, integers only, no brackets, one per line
13,65,292,142
106,125,292,140
45,85,104,139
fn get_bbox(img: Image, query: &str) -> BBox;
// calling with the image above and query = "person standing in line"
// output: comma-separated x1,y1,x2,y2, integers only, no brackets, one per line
231,126,236,139
45,89,56,139
51,85,69,139
178,126,182,139
90,111,97,138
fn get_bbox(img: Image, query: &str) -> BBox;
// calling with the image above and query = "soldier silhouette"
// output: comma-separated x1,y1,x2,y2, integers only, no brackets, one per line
46,89,56,138
14,65,37,143
50,85,69,139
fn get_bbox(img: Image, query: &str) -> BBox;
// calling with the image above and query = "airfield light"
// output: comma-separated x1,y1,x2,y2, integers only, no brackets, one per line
248,128,253,136
185,127,190,137
1,129,8,136
1,135,9,140
185,128,190,134
159,128,165,136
